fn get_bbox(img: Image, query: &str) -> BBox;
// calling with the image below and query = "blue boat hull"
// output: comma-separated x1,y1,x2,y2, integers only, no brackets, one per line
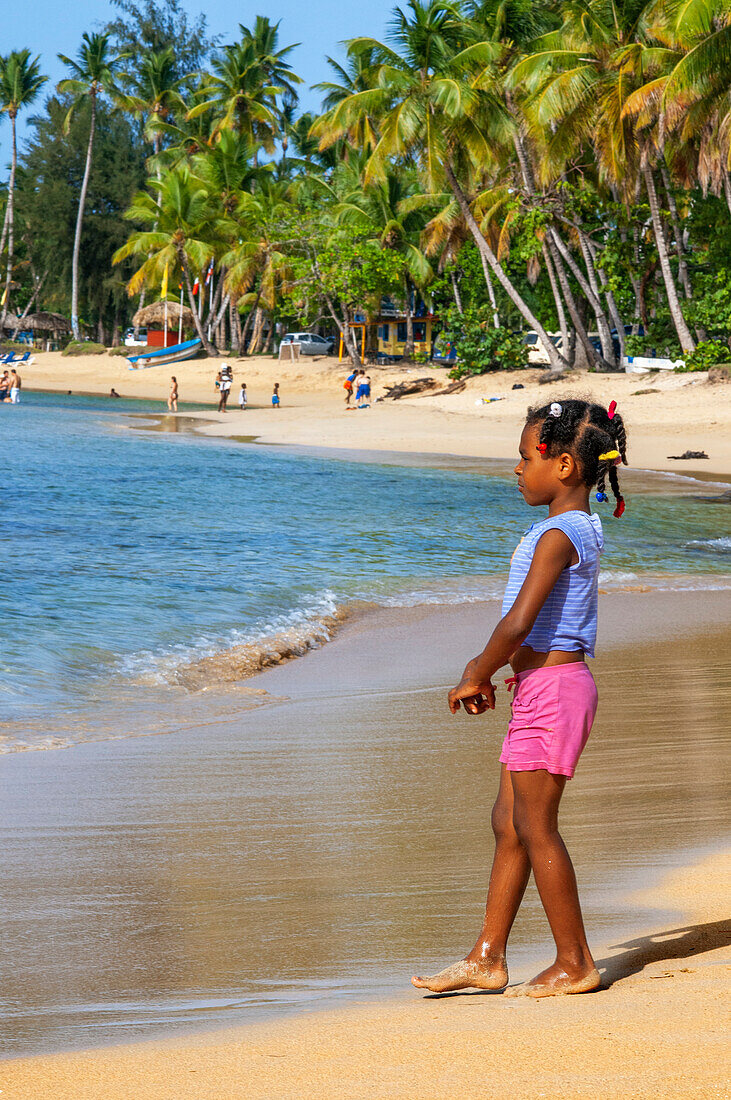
127,338,202,368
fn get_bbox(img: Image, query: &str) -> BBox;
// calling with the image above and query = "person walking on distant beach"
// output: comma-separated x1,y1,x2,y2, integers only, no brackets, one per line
412,398,629,1000
239,382,248,409
272,382,280,408
356,371,370,408
9,369,21,404
168,376,178,412
218,364,232,412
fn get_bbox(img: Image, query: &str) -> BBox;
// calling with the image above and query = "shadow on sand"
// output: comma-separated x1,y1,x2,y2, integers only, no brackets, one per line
597,917,731,987
420,919,730,999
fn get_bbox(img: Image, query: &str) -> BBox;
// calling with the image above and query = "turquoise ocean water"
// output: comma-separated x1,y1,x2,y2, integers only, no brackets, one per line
2,391,729,750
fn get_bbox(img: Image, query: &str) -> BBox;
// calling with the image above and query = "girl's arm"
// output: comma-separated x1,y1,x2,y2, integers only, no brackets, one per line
449,529,576,715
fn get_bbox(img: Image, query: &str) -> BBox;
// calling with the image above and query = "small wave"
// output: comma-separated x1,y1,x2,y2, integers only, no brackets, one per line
687,537,731,553
120,592,363,692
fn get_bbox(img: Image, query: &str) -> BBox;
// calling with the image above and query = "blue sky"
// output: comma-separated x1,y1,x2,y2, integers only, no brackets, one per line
2,0,395,154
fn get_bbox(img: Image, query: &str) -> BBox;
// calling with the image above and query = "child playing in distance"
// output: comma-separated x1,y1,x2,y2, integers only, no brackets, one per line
356,372,371,408
272,382,280,408
344,368,357,405
239,382,247,410
412,398,628,1000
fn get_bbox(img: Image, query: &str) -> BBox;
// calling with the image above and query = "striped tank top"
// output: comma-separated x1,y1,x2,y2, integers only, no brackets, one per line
501,510,604,658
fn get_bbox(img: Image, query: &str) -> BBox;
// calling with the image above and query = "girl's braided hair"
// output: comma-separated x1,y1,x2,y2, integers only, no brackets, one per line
525,398,628,517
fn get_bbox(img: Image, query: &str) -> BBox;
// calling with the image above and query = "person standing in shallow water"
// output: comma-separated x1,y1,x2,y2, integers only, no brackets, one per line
412,398,628,999
168,376,178,412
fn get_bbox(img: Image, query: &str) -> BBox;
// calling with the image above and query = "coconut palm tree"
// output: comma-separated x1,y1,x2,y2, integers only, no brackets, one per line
117,46,186,161
113,166,223,354
221,178,294,353
58,32,122,340
316,0,569,371
310,47,382,153
513,0,696,354
188,19,301,157
0,50,47,325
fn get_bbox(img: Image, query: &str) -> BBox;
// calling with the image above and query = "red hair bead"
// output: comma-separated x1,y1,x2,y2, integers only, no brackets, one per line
613,497,625,518
537,443,548,454
608,400,617,420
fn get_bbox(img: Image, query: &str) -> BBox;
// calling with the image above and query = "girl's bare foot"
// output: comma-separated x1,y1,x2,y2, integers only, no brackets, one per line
504,960,601,999
411,955,508,993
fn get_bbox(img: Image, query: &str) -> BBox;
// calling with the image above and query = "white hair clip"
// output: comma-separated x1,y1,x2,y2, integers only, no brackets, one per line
549,402,562,417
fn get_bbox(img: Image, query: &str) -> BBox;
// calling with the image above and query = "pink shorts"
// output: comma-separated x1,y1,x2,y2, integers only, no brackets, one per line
499,662,598,779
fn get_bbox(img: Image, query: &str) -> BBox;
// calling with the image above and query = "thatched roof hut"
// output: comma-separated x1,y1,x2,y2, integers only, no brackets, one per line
133,301,195,328
22,311,73,333
1,313,22,331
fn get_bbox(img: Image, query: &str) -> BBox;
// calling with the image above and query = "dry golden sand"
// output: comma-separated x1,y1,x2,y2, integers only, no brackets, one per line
4,851,729,1100
25,349,731,475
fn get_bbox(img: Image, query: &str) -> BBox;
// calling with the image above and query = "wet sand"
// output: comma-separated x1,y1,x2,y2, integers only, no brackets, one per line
1,591,729,1081
4,849,728,1099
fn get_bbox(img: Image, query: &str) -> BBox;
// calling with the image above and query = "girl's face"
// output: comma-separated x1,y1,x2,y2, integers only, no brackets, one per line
514,422,576,505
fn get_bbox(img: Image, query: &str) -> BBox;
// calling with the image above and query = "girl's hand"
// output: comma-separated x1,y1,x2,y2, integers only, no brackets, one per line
448,677,496,715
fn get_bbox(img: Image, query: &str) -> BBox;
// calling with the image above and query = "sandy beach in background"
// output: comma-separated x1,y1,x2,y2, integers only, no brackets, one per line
4,847,729,1099
23,349,731,475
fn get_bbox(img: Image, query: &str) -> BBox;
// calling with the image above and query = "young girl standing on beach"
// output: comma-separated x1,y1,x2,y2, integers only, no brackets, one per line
413,399,627,999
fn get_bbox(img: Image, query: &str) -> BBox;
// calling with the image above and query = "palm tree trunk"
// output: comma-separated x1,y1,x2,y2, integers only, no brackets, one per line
450,269,463,314
0,112,18,329
642,163,694,354
659,161,692,300
577,235,616,365
541,242,569,351
548,229,614,369
263,315,274,353
444,161,567,372
477,251,500,328
0,196,9,262
229,297,240,353
179,250,217,355
249,307,264,354
70,94,97,341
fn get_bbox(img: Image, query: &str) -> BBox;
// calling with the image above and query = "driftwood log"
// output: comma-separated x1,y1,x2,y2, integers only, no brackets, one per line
379,377,467,401
380,377,438,400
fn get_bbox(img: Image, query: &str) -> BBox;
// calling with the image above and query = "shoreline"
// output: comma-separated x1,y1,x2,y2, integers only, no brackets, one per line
21,350,731,475
3,846,728,1097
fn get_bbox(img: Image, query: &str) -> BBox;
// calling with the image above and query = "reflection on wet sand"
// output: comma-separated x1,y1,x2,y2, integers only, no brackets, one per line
1,629,729,1057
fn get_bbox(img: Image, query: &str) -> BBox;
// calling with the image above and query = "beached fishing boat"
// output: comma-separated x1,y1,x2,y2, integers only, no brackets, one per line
127,337,202,369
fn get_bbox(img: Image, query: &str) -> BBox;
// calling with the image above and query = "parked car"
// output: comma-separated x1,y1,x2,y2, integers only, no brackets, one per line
523,331,564,365
124,327,148,347
279,332,334,356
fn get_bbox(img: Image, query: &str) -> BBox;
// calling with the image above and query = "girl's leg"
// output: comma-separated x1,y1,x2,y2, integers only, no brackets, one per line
506,769,599,998
412,766,530,992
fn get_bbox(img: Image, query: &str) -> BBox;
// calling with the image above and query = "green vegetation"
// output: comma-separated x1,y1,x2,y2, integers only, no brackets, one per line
61,340,106,356
1,0,731,369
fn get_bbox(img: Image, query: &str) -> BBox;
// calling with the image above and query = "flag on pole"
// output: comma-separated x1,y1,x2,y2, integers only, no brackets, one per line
192,278,199,296
0,286,7,306
204,259,214,285
160,263,169,300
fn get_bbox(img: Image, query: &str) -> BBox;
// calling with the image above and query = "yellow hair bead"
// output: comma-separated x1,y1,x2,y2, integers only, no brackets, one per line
598,449,620,461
